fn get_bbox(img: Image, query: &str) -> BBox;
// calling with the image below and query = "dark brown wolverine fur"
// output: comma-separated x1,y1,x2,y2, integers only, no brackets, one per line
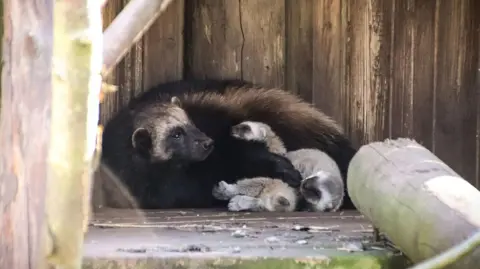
102,79,357,209
132,79,358,209
101,92,303,209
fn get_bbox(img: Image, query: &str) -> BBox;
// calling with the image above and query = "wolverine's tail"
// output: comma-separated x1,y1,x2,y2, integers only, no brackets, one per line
187,85,357,179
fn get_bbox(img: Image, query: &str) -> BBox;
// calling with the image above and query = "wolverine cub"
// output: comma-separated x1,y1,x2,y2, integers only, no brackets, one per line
212,177,298,212
215,121,345,212
211,121,298,212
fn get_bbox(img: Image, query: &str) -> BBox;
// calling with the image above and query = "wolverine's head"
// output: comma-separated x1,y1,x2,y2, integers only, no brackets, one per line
131,97,214,163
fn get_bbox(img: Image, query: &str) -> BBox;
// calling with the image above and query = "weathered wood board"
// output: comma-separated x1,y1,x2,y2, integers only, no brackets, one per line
83,209,410,269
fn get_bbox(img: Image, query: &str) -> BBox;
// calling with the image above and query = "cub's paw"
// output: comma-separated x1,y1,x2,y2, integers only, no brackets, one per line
212,181,235,200
228,195,256,212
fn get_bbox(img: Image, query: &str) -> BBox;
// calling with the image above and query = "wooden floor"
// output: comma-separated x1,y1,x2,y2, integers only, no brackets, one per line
86,209,400,259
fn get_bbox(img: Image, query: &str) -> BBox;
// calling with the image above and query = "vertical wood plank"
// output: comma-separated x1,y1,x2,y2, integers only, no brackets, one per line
285,0,313,100
389,0,437,150
185,0,285,88
410,0,437,149
239,0,285,87
0,0,52,268
345,0,393,146
184,0,243,80
389,0,414,139
433,0,479,185
312,0,348,127
143,0,184,90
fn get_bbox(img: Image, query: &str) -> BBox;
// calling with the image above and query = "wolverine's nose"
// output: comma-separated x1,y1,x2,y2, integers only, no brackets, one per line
202,139,214,151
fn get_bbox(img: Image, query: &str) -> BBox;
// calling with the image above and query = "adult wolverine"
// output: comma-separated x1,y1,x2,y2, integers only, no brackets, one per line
100,79,357,210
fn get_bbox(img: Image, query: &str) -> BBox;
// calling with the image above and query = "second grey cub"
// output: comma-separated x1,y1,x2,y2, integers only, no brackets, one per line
226,121,345,212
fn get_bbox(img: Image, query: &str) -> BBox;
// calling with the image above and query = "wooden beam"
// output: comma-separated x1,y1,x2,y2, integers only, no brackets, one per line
347,138,480,267
43,0,103,268
0,0,53,268
102,0,175,76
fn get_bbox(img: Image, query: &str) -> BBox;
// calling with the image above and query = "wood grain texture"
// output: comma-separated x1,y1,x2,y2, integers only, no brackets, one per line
184,0,243,80
0,0,53,268
345,0,393,146
238,0,285,88
312,0,347,127
143,0,184,90
185,0,285,88
389,0,437,149
285,0,313,100
433,0,479,186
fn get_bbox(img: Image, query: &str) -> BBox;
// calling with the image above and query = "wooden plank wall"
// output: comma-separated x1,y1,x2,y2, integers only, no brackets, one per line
101,0,480,188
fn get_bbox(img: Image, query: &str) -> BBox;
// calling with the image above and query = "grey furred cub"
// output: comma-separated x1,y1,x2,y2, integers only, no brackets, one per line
286,148,345,212
226,120,345,212
212,177,298,212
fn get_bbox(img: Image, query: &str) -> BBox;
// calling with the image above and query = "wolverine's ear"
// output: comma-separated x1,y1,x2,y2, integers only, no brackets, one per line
131,128,152,153
171,96,182,106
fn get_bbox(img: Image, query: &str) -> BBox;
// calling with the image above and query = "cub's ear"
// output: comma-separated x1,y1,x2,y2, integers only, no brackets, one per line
171,96,182,106
131,128,152,153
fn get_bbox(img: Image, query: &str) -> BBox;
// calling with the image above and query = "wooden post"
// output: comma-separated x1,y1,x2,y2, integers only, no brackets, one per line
102,0,175,76
43,0,103,268
0,0,53,268
347,138,480,268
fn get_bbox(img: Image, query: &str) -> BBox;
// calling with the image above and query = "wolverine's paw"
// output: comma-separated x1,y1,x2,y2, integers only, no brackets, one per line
228,195,258,212
212,181,236,200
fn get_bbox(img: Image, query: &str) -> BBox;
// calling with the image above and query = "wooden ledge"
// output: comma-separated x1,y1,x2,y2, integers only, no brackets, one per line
83,209,410,269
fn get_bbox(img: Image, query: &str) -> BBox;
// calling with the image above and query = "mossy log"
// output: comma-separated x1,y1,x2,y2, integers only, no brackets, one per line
347,138,480,268
44,0,103,268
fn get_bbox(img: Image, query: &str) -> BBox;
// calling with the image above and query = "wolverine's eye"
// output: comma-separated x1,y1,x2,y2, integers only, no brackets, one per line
170,128,184,139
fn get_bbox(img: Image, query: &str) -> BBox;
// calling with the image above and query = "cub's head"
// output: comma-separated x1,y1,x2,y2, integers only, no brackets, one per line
300,171,344,212
231,121,271,142
131,97,214,163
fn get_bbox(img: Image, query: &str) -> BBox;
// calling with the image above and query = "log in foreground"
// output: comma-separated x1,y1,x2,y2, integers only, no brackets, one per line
44,0,103,268
102,0,175,76
409,229,480,269
347,138,480,268
0,0,53,269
